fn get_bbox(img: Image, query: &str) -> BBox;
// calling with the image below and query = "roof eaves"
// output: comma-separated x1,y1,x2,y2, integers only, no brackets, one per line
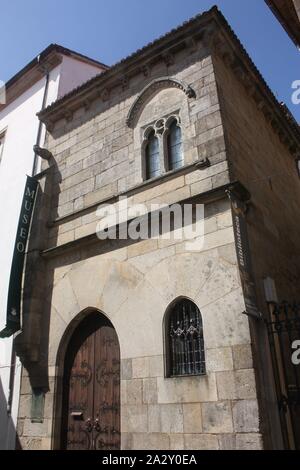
265,0,300,48
38,6,300,151
38,6,218,119
50,44,109,70
4,44,108,92
213,8,300,144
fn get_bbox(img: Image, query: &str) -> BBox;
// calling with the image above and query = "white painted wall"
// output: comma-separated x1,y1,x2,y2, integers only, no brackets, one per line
0,53,105,450
58,55,104,99
0,65,60,450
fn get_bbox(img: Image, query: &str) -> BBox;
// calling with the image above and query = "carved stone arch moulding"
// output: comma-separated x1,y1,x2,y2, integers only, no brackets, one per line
126,77,196,129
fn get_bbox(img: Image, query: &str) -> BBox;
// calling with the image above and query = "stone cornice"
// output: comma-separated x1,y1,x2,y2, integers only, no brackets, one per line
41,181,239,260
37,8,217,130
265,0,300,48
38,7,300,158
47,158,210,228
210,14,300,157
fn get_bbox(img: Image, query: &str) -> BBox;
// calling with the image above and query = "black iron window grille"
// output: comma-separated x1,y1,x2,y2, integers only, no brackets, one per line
166,299,206,377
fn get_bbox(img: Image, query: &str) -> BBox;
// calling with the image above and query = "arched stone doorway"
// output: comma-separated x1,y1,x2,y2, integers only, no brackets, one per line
59,311,120,450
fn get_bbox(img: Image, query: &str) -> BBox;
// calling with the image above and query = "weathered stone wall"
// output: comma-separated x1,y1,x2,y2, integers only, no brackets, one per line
17,46,263,450
18,199,262,450
43,51,227,247
213,53,300,449
213,53,300,310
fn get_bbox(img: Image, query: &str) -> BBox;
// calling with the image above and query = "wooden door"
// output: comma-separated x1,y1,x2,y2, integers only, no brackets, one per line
61,314,120,450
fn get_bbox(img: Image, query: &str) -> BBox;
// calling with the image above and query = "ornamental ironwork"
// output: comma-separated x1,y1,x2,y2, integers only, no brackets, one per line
70,360,93,388
168,299,205,377
96,358,120,386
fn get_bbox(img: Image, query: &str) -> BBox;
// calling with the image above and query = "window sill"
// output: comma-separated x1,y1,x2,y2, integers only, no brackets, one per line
49,158,210,227
143,160,208,185
166,373,207,379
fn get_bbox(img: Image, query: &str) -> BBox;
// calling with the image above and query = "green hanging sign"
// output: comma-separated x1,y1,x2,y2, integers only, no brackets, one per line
0,176,38,338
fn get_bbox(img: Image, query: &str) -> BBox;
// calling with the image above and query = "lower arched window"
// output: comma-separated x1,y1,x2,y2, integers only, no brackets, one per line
165,298,206,377
145,130,160,179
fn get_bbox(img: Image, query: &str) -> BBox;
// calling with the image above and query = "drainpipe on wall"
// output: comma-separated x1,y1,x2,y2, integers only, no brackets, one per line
6,57,51,444
32,57,51,176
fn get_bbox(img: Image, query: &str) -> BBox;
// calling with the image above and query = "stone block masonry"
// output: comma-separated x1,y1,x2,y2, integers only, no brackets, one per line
17,7,300,450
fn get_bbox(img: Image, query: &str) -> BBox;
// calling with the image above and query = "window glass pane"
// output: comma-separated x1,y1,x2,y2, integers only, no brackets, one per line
168,299,205,377
168,121,183,171
146,131,160,179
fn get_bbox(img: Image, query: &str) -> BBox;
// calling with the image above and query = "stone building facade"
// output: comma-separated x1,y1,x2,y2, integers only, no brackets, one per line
0,44,106,450
15,7,300,450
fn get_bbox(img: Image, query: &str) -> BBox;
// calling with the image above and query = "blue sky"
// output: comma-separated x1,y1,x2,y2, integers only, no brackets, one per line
1,0,299,120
